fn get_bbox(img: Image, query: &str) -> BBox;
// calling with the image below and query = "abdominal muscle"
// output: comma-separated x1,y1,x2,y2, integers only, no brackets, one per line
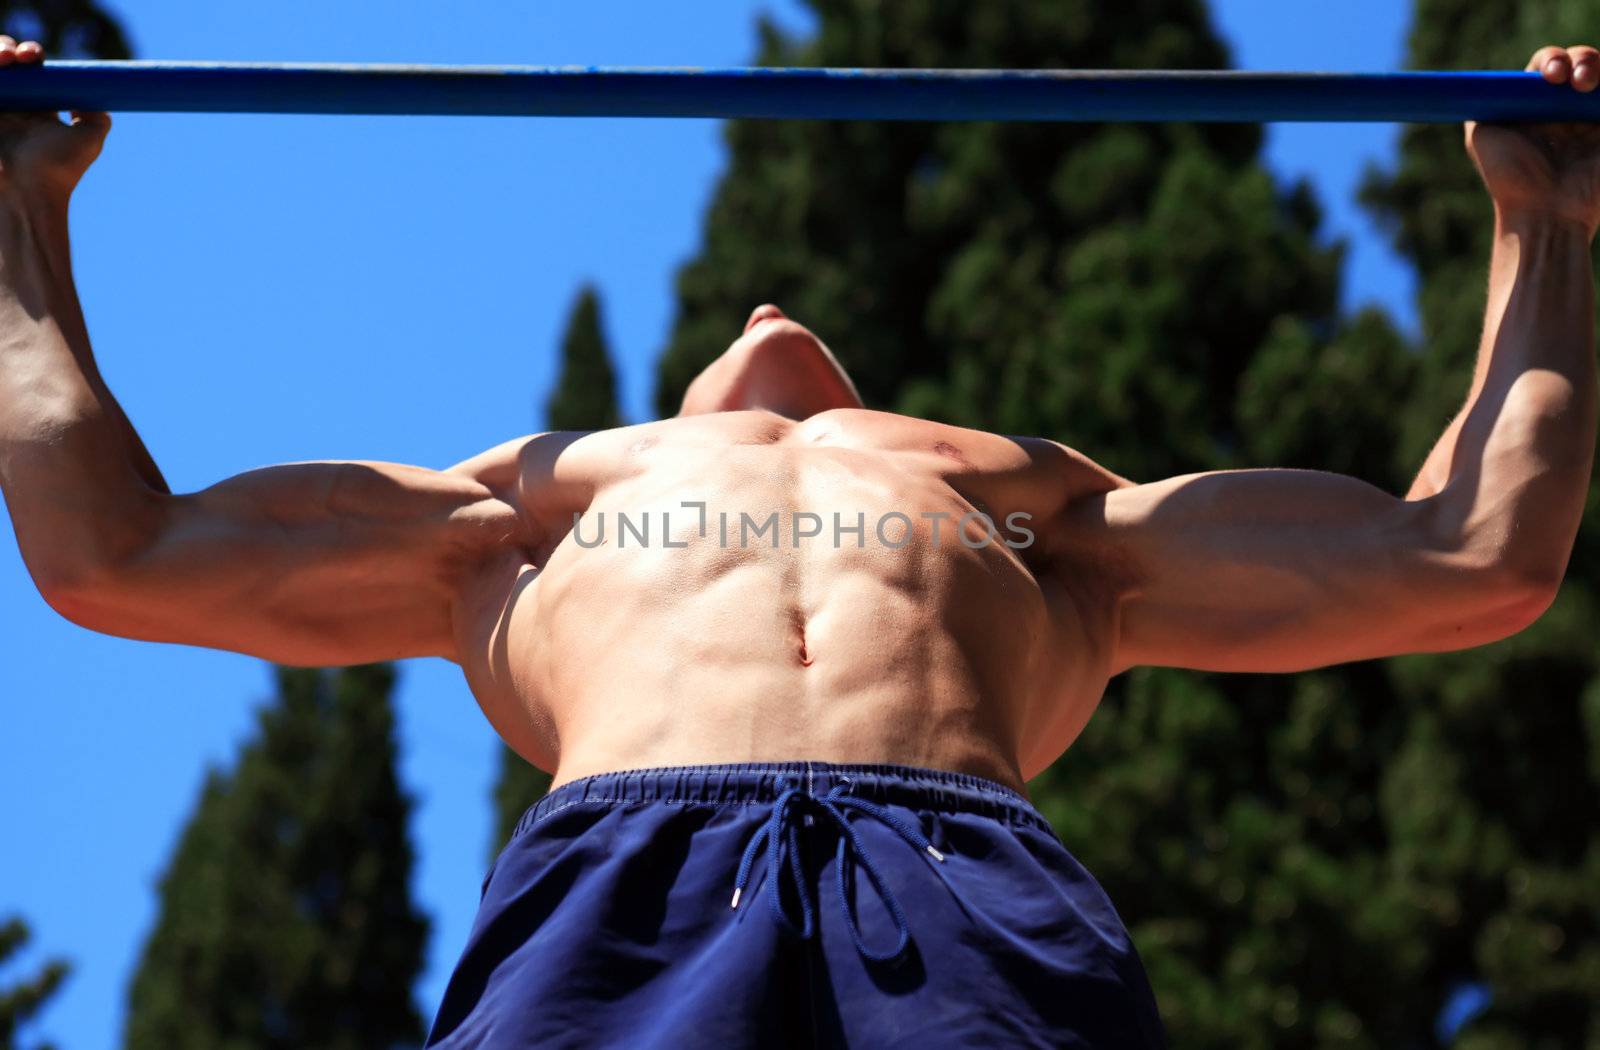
458,438,1088,796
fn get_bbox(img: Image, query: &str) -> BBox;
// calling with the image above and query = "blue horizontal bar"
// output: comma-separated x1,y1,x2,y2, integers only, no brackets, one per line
0,62,1590,123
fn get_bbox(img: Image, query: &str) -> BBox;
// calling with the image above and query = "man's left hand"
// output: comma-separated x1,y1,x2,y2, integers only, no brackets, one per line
1467,44,1600,236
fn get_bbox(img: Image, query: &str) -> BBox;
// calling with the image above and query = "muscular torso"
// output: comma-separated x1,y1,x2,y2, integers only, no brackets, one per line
453,409,1126,792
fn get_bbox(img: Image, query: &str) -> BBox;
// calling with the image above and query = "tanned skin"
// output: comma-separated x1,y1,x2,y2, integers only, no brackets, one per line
3,40,1597,794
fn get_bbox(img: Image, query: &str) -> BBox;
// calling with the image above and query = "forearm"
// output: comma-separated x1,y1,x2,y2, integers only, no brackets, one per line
0,190,167,590
1408,211,1597,584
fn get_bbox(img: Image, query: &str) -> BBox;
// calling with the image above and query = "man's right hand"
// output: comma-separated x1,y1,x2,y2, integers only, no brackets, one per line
0,36,111,203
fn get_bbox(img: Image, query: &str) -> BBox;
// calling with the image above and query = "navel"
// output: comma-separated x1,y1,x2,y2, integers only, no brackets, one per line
792,608,814,667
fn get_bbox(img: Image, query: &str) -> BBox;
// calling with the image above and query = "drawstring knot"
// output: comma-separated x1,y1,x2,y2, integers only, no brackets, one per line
730,779,944,962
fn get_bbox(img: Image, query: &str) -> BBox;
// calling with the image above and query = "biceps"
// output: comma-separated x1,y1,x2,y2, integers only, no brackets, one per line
48,461,514,665
1085,471,1536,674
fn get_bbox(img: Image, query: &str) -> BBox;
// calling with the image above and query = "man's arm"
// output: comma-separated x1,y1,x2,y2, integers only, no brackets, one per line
34,456,533,666
0,45,534,665
1062,44,1600,676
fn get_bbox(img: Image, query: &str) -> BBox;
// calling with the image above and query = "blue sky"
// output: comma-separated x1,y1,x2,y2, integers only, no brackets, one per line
1,1,1416,1046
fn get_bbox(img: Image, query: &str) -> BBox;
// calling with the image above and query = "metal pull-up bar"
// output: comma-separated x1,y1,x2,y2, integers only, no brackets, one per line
0,62,1592,123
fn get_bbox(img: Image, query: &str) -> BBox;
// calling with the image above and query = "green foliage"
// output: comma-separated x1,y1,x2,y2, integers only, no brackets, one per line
123,665,429,1050
654,0,1312,454
655,1,1598,1046
0,917,68,1050
490,285,622,850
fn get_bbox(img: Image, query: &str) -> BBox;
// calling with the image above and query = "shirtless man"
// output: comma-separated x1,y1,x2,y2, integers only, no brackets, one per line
3,36,1597,1048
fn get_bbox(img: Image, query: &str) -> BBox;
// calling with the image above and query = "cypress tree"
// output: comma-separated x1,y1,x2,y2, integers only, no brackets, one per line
124,665,429,1050
490,285,623,849
0,917,68,1050
653,0,1341,473
547,285,623,433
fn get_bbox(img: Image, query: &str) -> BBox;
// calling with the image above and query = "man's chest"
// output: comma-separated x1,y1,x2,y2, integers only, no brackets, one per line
515,410,1071,536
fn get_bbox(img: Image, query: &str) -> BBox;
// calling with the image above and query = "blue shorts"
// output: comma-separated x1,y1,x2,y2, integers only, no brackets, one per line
425,763,1167,1048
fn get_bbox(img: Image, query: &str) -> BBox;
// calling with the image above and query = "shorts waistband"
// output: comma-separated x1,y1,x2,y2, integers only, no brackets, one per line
515,761,1053,840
